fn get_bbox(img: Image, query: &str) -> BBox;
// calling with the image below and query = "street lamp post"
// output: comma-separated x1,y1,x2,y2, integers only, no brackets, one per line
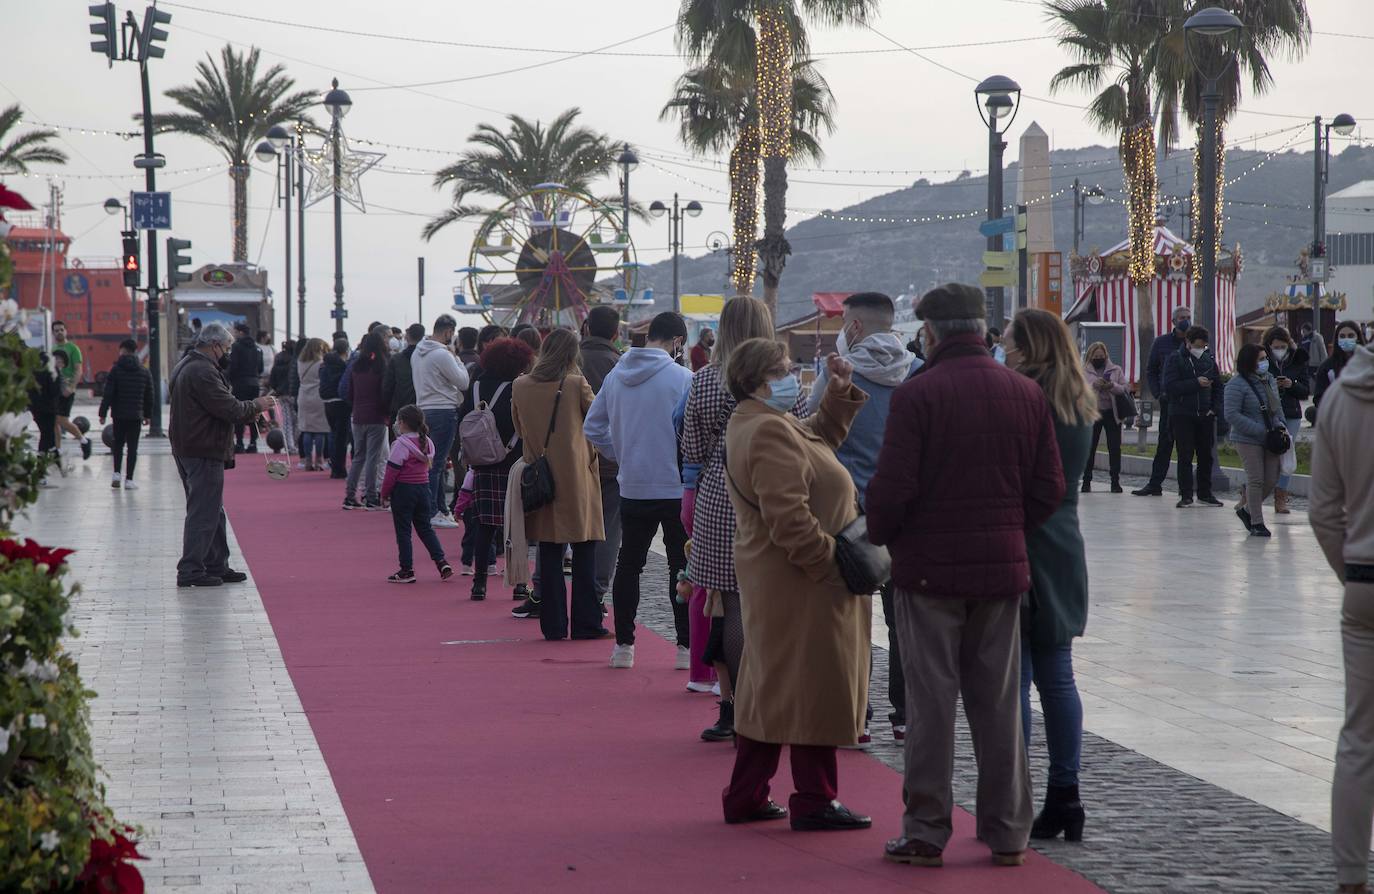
104,197,136,338
649,195,703,315
323,79,351,340
1310,112,1357,342
1183,7,1243,341
616,144,637,297
1071,178,1105,256
975,75,1022,327
255,127,294,344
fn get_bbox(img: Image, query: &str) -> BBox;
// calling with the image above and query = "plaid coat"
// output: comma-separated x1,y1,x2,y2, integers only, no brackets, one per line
679,364,808,592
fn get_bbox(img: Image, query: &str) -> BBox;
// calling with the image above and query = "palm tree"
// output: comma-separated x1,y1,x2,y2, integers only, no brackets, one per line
0,105,67,175
1046,0,1168,393
150,45,316,262
661,53,834,297
423,108,621,241
676,0,877,315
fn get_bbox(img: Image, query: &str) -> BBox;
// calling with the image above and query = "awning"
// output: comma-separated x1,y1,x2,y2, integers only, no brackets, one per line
812,292,853,317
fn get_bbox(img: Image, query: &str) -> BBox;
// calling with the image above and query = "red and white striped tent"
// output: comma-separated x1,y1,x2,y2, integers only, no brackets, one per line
1064,223,1240,384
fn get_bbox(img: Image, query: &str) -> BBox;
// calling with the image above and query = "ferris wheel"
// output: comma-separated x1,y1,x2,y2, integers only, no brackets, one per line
455,183,644,328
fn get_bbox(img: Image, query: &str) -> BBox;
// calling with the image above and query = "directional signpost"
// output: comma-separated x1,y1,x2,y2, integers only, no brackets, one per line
978,213,1029,299
130,191,171,230
979,215,1016,239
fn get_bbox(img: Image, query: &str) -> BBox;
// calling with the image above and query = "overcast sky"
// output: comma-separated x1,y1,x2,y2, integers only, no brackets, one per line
5,0,1370,339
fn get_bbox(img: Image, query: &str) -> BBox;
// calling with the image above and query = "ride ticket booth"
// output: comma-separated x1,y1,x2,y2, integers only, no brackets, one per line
161,263,273,378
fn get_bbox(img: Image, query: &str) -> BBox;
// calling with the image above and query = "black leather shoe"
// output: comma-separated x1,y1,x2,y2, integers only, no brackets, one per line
1131,485,1163,496
884,837,943,866
790,800,871,832
218,569,248,583
571,627,612,640
1197,495,1223,507
1235,505,1253,531
177,575,222,588
725,800,788,825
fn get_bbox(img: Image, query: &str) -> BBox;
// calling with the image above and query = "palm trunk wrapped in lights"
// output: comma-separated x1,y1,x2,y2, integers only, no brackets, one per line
1122,120,1158,395
230,161,250,262
1190,120,1225,282
756,5,793,317
729,124,760,297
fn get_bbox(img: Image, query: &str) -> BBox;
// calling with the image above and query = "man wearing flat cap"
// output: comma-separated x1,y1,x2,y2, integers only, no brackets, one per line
865,283,1065,869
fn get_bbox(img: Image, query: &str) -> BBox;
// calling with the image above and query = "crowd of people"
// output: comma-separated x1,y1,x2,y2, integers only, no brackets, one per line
91,282,1373,886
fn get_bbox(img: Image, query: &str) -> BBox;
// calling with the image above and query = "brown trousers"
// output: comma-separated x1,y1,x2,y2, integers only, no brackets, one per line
1335,581,1374,886
893,590,1032,854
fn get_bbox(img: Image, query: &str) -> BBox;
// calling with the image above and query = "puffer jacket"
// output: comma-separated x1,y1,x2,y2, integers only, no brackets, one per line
319,352,347,402
865,333,1065,600
1162,344,1223,417
1223,372,1283,447
98,353,154,422
228,334,263,385
1267,346,1310,420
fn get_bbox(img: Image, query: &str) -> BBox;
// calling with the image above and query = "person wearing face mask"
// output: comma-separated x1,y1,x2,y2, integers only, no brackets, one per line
987,327,1007,364
1261,326,1309,514
1160,325,1224,509
690,328,715,371
1300,321,1328,373
1315,321,1369,410
719,337,871,832
582,312,695,669
807,292,919,744
1224,343,1285,537
412,314,471,528
1080,342,1127,493
1133,306,1194,497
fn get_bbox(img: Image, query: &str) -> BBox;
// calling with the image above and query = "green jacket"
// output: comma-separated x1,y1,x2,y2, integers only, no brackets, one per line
1025,415,1092,649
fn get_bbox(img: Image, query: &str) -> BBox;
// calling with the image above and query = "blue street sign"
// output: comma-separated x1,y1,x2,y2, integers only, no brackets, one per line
978,216,1016,239
330,308,349,320
130,191,171,230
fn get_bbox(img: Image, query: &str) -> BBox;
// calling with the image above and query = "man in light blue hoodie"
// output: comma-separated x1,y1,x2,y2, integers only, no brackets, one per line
807,292,919,745
584,312,694,670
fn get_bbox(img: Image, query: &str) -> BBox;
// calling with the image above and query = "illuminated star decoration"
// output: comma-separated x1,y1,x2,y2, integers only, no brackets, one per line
301,132,384,211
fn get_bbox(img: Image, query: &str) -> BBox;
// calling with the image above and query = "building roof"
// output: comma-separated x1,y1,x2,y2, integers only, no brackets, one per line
1329,180,1374,201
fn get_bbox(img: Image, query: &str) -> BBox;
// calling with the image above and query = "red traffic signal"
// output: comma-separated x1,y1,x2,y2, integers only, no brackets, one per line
121,230,140,288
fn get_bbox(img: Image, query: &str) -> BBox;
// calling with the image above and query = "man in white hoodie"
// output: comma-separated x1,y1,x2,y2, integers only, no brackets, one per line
584,312,694,670
1310,340,1374,894
411,314,470,527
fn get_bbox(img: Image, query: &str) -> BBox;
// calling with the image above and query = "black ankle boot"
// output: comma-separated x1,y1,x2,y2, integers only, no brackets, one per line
1110,477,1123,493
471,575,487,601
1030,784,1085,841
701,699,735,742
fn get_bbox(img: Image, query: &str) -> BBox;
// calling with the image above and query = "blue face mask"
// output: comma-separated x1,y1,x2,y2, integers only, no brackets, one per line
1339,337,1358,353
1175,317,1191,331
1256,359,1269,375
762,374,799,413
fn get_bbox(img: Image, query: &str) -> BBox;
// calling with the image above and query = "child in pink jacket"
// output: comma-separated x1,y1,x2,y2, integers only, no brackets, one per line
381,405,453,583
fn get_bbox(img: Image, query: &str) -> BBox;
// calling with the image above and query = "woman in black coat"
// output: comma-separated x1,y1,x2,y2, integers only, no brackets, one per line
1314,320,1368,408
29,352,62,456
1260,326,1308,514
97,339,154,486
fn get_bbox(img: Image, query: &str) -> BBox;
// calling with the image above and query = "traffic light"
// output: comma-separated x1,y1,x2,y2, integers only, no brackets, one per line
121,230,140,288
88,2,117,61
166,237,192,286
138,7,171,62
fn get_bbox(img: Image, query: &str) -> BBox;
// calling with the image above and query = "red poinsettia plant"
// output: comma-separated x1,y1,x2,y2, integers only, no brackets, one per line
76,824,146,893
0,537,74,573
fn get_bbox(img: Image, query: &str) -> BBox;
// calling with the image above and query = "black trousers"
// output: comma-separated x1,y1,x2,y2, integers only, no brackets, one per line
111,418,141,479
390,482,445,570
34,412,57,455
538,540,600,641
1085,409,1122,484
1145,398,1173,488
880,582,906,727
1172,414,1216,500
325,401,352,477
232,380,259,446
612,497,689,647
472,520,502,579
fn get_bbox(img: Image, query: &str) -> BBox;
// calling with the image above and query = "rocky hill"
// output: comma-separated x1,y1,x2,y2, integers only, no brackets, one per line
635,142,1374,325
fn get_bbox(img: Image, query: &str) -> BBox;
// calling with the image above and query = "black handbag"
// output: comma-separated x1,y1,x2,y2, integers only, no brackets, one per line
1244,377,1291,456
1112,391,1137,421
520,376,565,512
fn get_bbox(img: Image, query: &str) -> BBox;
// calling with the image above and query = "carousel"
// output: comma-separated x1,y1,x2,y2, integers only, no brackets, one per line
1064,222,1240,382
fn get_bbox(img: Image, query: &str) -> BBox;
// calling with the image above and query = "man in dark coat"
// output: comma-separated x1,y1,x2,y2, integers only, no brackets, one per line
1132,305,1192,496
1160,325,1224,508
97,339,154,488
580,304,623,604
169,323,274,587
228,322,264,453
866,283,1064,868
320,338,352,478
382,323,425,419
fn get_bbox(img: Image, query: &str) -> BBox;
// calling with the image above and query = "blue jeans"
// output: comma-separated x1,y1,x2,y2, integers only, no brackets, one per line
1278,416,1301,489
1020,641,1082,788
301,431,330,463
425,408,458,515
390,482,445,571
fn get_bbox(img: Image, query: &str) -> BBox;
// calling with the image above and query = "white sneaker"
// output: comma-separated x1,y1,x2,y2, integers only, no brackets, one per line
122,479,138,491
610,644,635,669
111,474,122,489
711,681,721,696
675,645,691,670
431,513,460,529
686,680,715,693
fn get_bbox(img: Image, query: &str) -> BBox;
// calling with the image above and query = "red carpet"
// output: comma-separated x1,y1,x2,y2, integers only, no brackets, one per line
224,466,1104,893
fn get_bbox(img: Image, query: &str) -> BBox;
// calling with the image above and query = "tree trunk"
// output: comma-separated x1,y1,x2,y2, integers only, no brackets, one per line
230,162,250,263
729,126,760,298
755,6,792,323
758,155,789,320
1135,279,1155,397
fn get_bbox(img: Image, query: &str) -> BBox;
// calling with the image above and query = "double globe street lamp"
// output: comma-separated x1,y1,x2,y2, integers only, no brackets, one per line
975,75,1022,326
254,123,307,344
648,195,702,315
323,79,352,340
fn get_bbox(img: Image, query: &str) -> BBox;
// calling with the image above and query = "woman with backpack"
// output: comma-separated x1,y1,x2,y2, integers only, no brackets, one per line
458,337,535,600
511,329,605,641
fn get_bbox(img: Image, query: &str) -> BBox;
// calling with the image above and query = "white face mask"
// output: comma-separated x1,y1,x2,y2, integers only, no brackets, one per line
1190,347,1206,359
1271,347,1287,361
389,337,403,352
835,322,857,357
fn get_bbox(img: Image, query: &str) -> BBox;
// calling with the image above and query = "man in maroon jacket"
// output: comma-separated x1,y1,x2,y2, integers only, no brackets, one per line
867,283,1064,869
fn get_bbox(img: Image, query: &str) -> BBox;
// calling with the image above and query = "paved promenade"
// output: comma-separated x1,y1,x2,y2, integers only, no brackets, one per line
25,429,1351,892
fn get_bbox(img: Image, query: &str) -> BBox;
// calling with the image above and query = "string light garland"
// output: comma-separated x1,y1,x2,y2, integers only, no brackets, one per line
1122,122,1159,285
729,125,760,296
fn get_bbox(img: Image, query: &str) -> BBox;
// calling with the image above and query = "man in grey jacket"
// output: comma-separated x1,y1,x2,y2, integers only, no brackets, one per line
1310,341,1374,894
580,305,623,604
412,314,470,527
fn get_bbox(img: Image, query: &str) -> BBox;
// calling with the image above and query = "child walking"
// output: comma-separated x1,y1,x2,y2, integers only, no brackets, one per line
381,405,453,583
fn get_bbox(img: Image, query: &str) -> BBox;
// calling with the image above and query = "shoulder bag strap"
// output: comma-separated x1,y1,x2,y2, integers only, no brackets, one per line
1244,376,1275,428
540,376,566,454
473,380,481,406
720,441,761,513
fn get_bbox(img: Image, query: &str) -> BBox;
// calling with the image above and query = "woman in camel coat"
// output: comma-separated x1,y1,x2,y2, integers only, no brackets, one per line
511,328,604,641
720,338,872,832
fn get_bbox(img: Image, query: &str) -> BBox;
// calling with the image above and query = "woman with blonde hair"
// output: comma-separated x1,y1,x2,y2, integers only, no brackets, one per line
680,296,806,742
296,338,331,471
1005,308,1096,842
1080,341,1127,493
512,328,606,641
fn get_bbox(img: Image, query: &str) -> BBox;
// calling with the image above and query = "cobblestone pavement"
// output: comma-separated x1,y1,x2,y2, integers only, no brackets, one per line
636,550,1339,893
24,455,374,894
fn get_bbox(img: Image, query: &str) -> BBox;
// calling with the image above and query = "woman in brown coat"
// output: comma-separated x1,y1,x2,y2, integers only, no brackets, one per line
512,328,606,641
720,338,872,832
